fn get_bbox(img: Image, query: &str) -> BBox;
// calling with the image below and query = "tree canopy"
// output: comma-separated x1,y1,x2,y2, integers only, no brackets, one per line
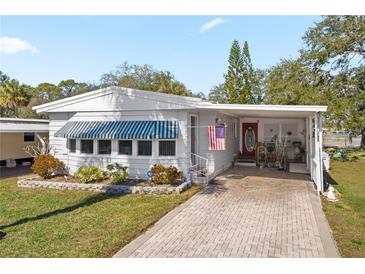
224,40,243,103
301,15,365,70
219,40,261,104
301,15,365,147
100,62,192,97
0,62,200,119
265,59,319,105
0,78,30,117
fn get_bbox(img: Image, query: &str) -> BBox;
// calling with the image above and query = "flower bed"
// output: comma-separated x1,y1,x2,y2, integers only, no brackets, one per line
17,177,192,195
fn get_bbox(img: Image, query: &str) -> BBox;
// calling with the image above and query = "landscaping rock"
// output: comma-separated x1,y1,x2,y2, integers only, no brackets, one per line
17,178,192,195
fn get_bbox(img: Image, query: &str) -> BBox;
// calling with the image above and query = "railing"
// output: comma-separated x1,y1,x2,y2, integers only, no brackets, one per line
189,152,209,184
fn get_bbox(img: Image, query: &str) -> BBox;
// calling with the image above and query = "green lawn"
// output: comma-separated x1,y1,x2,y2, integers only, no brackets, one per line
0,176,200,258
322,150,365,257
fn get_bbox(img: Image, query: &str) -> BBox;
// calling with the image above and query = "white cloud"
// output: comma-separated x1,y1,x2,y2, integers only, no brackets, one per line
200,18,226,33
0,36,38,54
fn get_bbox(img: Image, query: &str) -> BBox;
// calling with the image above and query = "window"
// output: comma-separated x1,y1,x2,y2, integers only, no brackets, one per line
159,140,176,156
24,132,35,142
69,139,76,153
80,139,94,154
137,140,152,156
119,140,132,155
98,140,111,155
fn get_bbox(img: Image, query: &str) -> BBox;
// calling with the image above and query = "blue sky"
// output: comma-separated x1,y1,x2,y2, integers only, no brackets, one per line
0,16,320,95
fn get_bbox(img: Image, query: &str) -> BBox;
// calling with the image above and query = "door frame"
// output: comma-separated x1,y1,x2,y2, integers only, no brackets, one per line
242,122,258,159
189,114,199,155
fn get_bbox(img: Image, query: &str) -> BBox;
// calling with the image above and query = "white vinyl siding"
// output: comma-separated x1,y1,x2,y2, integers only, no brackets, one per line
196,110,239,177
47,102,190,178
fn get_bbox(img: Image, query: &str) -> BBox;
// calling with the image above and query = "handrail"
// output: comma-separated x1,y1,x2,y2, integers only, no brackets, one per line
190,152,208,163
189,152,209,184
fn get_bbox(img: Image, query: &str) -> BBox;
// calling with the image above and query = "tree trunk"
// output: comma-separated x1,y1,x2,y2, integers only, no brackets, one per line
361,127,365,149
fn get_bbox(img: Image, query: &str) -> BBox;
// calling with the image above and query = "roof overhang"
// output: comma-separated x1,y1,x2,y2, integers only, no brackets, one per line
0,118,49,133
198,104,327,118
33,86,203,114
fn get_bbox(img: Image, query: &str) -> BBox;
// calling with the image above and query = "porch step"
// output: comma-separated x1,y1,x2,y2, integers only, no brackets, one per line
190,170,209,184
191,175,208,184
234,159,256,167
288,163,308,174
235,162,257,167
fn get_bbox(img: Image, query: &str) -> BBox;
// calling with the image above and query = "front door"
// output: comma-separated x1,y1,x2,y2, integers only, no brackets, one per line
242,123,258,159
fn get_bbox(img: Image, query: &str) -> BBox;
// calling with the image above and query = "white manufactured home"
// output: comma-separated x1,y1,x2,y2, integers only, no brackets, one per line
33,87,327,193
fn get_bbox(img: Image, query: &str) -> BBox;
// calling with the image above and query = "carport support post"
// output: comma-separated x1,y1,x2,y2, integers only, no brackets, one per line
306,117,310,174
318,113,324,193
315,112,324,194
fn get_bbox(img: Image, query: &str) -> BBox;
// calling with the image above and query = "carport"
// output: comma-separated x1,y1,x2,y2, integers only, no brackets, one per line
198,104,327,193
0,118,49,167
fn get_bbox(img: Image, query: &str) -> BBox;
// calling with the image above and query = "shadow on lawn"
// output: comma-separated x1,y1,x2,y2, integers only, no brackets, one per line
0,193,119,231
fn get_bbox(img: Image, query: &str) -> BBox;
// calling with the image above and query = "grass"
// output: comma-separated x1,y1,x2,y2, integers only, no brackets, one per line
322,149,365,257
0,176,201,258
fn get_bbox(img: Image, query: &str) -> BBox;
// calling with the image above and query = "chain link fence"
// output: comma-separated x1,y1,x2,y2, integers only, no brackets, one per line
323,134,361,148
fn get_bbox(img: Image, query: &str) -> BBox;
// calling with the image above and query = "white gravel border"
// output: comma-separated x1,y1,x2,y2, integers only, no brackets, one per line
17,178,192,195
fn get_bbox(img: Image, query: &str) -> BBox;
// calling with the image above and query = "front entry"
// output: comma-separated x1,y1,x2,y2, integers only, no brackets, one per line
242,123,258,159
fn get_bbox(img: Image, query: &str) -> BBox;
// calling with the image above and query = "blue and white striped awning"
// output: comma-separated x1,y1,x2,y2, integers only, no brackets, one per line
55,120,178,139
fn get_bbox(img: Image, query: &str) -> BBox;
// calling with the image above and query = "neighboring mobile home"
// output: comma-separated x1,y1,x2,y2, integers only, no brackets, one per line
0,118,49,166
33,86,327,193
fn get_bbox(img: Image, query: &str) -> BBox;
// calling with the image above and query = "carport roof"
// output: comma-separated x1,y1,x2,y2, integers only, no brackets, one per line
197,103,327,118
0,118,49,133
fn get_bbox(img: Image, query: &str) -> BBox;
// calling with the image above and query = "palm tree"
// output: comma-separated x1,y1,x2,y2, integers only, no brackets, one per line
0,80,30,117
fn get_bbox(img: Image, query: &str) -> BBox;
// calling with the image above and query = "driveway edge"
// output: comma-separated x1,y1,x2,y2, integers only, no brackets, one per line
113,188,203,258
306,182,340,258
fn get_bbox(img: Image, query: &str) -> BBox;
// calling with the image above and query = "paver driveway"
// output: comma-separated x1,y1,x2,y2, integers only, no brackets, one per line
114,167,339,258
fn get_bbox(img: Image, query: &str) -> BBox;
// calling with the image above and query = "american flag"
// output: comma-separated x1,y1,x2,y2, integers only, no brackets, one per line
208,125,226,150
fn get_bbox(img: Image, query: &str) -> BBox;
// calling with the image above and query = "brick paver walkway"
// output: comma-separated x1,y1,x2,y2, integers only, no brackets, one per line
114,167,339,258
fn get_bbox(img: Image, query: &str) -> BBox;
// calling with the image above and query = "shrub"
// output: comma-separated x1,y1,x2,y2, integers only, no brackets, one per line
106,163,128,184
24,138,53,157
32,154,65,179
151,164,182,185
75,166,106,184
332,150,348,161
325,147,336,157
